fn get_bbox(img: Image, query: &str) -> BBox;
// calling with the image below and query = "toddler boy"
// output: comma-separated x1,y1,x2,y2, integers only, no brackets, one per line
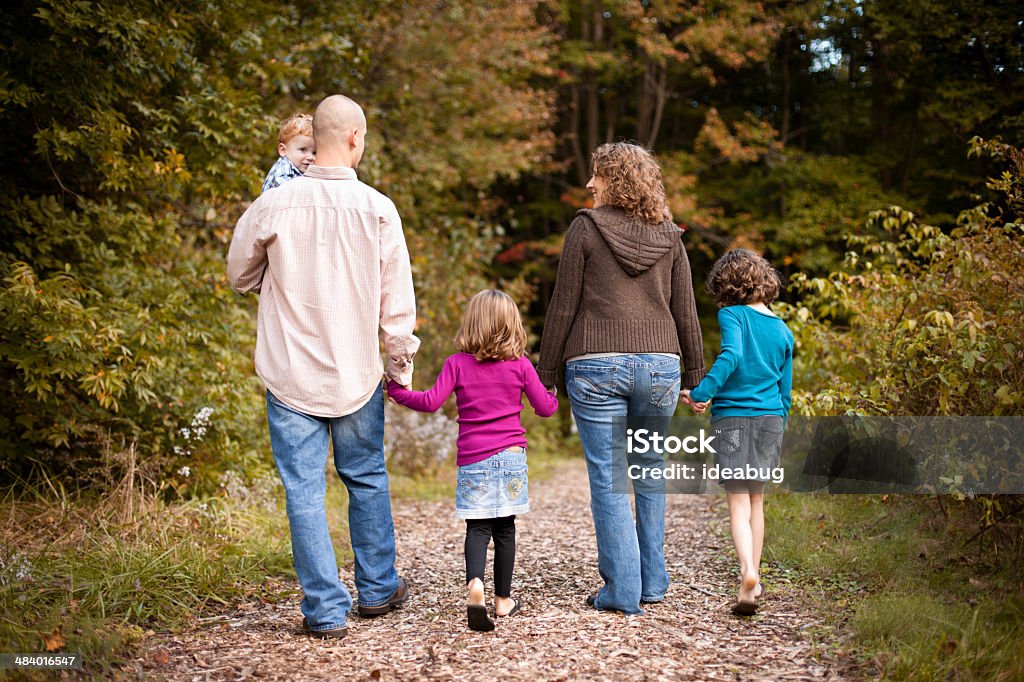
261,113,315,193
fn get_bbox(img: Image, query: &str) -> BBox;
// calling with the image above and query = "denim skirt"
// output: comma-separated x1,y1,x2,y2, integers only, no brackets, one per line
710,415,784,482
455,448,530,519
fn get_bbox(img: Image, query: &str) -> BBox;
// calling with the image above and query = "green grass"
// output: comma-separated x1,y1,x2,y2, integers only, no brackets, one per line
0,474,297,677
765,494,1024,680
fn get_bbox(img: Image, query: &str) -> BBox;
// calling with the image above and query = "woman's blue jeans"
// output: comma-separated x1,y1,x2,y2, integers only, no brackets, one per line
567,354,681,614
265,383,399,631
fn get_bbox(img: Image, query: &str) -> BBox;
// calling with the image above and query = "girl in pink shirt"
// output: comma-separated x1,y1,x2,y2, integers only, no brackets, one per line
387,290,558,632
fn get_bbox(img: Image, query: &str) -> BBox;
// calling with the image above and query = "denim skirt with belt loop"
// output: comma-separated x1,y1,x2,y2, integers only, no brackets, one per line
710,415,784,482
455,447,529,519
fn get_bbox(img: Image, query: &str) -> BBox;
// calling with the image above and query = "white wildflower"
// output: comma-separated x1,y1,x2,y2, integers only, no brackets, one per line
0,553,33,584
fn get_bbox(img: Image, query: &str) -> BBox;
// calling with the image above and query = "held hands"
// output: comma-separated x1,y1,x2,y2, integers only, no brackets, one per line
681,389,708,415
384,378,409,405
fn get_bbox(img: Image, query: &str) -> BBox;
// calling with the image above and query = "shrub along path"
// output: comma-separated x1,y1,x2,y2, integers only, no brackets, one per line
141,459,859,680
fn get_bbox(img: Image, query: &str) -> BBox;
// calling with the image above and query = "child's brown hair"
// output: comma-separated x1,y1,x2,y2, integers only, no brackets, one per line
278,113,313,144
705,248,783,307
454,290,527,362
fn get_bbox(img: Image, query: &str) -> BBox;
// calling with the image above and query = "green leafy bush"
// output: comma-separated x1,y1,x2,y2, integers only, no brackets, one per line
778,139,1024,418
0,196,268,487
0,0,283,485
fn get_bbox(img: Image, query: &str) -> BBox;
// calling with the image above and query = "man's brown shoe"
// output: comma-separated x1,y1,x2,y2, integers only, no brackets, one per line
301,617,348,639
358,576,410,617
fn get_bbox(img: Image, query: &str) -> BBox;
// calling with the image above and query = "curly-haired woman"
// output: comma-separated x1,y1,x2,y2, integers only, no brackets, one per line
538,142,705,614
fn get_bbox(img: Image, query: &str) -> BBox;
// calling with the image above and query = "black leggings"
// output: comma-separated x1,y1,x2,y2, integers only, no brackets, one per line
465,516,516,598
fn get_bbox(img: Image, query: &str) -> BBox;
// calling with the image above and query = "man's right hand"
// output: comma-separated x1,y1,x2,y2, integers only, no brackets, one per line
384,379,408,404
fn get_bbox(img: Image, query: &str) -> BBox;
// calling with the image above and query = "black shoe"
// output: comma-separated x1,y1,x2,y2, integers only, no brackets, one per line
731,599,758,617
586,593,632,614
467,604,495,632
302,617,348,639
358,576,410,617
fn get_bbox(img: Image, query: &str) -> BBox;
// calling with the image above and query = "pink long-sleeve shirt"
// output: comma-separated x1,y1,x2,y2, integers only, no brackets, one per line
387,353,558,465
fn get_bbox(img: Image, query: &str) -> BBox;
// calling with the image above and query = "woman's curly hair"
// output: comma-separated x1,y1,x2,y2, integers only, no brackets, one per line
706,249,784,307
590,142,672,224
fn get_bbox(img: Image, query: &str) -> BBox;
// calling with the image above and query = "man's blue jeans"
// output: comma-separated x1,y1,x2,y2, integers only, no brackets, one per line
566,354,680,614
266,383,399,631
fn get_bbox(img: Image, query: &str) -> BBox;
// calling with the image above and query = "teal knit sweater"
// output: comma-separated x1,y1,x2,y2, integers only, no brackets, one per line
689,305,794,422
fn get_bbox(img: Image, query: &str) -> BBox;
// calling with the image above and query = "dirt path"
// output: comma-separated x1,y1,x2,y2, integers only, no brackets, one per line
140,460,858,681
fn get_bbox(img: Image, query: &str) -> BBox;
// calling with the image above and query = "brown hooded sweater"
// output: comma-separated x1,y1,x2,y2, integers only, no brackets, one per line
537,205,705,388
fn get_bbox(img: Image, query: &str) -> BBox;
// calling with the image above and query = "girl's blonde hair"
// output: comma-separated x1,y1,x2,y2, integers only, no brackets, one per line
706,248,783,307
454,290,527,362
590,142,672,224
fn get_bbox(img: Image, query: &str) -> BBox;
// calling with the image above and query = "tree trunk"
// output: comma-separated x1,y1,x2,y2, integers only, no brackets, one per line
637,62,653,143
604,91,616,143
872,39,893,189
646,66,668,149
586,76,599,157
586,1,603,157
781,31,791,146
901,94,920,193
569,84,588,186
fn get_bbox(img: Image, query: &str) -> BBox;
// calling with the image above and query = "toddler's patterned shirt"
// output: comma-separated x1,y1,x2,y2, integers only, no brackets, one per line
261,156,302,194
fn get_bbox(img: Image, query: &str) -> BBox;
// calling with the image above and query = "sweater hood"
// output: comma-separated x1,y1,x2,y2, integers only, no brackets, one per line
578,206,681,277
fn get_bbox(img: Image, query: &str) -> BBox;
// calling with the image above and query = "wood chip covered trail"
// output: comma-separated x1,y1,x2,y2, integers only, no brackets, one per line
142,460,858,681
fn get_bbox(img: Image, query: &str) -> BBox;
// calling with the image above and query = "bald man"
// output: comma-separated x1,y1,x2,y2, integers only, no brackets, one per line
228,95,419,639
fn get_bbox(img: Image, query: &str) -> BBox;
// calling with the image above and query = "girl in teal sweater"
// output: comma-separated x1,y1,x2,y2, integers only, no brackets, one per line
683,249,794,616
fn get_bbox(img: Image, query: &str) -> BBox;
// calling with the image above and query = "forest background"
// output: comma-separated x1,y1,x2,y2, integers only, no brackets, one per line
1,0,1022,677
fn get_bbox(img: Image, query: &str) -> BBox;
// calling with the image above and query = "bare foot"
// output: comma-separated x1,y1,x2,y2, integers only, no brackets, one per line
468,577,486,606
494,596,517,617
738,572,759,604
